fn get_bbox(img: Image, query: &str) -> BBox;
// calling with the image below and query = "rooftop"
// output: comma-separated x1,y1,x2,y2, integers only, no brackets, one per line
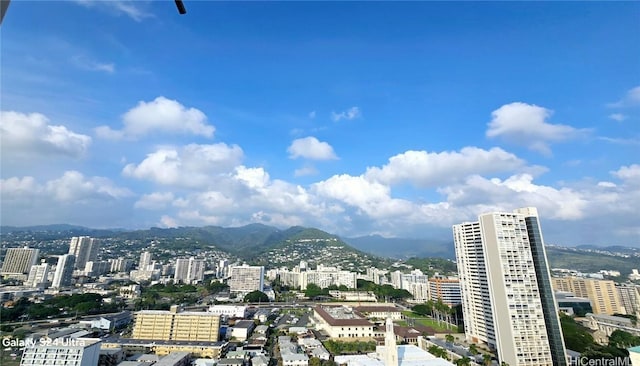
314,306,372,327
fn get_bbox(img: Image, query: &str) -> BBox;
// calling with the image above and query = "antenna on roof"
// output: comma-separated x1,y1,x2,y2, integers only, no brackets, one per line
175,0,187,15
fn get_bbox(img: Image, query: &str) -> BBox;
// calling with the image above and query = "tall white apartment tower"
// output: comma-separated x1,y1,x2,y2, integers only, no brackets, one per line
139,251,152,269
453,207,567,366
52,254,75,288
174,257,205,284
229,264,264,295
68,236,99,270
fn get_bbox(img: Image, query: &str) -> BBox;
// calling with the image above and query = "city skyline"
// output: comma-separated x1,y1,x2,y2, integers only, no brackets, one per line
1,2,639,247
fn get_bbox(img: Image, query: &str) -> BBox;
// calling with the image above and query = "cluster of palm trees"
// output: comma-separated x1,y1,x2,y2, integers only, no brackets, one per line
412,298,459,329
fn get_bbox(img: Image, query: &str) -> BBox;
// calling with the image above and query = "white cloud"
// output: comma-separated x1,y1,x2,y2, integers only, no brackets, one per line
288,136,338,160
134,192,175,210
331,107,361,122
0,111,91,160
608,86,640,108
123,143,243,187
71,55,115,73
309,111,316,119
73,0,153,22
486,102,585,155
611,164,640,185
96,97,214,140
365,147,525,187
294,165,319,177
608,113,627,122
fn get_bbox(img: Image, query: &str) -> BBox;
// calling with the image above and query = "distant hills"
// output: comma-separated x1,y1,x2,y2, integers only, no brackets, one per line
343,235,456,259
2,225,638,274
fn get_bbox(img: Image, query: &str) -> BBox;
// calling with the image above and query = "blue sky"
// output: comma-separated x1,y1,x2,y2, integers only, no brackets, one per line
1,1,639,246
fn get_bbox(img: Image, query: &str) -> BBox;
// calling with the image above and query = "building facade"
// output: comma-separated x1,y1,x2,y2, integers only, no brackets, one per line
228,265,264,295
174,257,205,284
68,237,99,270
20,338,102,366
26,263,50,288
453,207,567,366
52,254,76,288
1,247,40,275
132,306,220,342
428,276,462,307
551,277,624,315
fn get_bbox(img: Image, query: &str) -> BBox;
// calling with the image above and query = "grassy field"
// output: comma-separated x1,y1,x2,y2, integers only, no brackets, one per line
0,348,22,366
400,311,455,332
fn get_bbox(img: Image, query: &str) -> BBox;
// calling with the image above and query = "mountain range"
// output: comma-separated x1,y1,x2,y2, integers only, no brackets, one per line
1,225,638,275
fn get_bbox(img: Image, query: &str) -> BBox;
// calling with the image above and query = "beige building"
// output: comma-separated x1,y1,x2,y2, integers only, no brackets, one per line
132,305,220,342
551,277,624,315
313,305,375,339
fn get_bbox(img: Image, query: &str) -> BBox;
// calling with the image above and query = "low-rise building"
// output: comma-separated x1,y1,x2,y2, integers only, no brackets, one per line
313,306,375,339
354,305,402,321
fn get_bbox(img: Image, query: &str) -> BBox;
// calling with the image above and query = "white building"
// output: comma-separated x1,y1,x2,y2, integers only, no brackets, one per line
52,254,76,288
139,251,152,269
208,305,248,318
1,247,39,276
301,264,357,290
68,236,99,270
84,261,110,277
109,258,132,273
20,337,102,366
174,257,205,284
313,305,374,339
26,263,50,288
228,265,264,295
453,208,568,366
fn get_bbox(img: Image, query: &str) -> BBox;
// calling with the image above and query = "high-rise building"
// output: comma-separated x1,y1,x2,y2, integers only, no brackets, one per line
52,254,75,288
428,276,462,307
26,262,50,288
20,337,101,366
453,207,567,366
132,305,220,341
229,265,264,295
68,236,99,270
1,247,39,275
174,257,205,284
617,284,640,317
551,277,624,315
109,258,132,273
139,251,152,269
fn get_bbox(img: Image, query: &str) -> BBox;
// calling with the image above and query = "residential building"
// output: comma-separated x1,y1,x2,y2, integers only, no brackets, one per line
26,262,50,288
453,207,567,366
1,247,39,276
84,261,110,277
109,258,132,273
101,339,228,358
229,320,255,341
617,284,640,316
174,257,205,284
20,337,102,366
52,254,76,288
300,264,357,290
428,276,462,306
68,236,99,270
228,265,264,295
551,277,624,315
139,252,152,269
132,305,220,342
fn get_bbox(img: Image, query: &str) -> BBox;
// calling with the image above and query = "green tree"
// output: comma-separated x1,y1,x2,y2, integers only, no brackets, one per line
608,329,640,348
445,334,455,344
308,357,322,366
244,290,269,303
455,357,471,366
482,354,492,366
468,343,478,356
427,345,448,360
